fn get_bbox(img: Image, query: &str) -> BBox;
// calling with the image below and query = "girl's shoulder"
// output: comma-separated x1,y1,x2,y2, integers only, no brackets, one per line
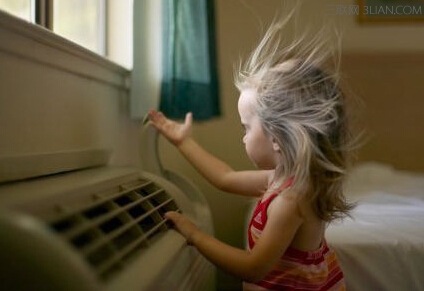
269,190,325,250
267,188,302,220
268,187,318,222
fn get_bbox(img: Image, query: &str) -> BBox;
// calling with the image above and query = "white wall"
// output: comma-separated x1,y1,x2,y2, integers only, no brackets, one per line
0,10,141,182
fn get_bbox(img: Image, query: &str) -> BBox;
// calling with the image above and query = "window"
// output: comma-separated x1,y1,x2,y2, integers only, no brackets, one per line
0,0,132,68
0,0,32,22
53,0,106,55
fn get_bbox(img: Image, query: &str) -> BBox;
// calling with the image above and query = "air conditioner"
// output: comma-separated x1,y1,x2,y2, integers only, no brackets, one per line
0,126,215,291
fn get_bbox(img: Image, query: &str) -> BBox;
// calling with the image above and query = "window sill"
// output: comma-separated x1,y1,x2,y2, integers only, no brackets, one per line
0,10,130,91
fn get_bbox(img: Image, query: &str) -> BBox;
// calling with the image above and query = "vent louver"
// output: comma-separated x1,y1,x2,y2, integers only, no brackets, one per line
46,177,180,281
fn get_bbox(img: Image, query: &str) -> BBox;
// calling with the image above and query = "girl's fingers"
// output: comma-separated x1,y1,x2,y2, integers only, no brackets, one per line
164,211,181,223
185,112,193,128
148,109,162,121
148,110,167,129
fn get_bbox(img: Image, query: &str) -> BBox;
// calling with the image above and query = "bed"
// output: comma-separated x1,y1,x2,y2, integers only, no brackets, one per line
326,162,424,291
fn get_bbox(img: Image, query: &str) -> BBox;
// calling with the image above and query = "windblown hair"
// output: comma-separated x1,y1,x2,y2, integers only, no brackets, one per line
235,10,354,221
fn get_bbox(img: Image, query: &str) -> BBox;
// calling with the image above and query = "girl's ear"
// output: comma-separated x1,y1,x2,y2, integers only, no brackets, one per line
272,138,280,152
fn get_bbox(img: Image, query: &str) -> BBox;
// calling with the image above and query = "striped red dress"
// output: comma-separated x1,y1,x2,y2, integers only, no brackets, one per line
244,183,346,291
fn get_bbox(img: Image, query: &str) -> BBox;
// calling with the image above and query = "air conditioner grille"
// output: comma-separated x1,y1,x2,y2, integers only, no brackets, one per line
47,177,180,281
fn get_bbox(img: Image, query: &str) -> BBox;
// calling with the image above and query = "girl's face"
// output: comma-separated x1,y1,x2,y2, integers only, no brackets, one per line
238,89,280,170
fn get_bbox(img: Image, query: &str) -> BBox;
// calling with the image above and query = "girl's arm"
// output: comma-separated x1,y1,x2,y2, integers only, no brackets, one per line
177,137,271,196
165,190,303,282
148,110,270,196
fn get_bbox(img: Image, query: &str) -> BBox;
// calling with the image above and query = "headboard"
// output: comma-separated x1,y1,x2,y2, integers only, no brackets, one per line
341,53,424,172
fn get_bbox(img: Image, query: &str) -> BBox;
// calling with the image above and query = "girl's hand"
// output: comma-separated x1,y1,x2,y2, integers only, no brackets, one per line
164,211,200,244
148,110,193,147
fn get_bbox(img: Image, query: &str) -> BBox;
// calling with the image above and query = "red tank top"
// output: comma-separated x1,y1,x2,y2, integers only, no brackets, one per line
248,178,293,249
245,178,346,290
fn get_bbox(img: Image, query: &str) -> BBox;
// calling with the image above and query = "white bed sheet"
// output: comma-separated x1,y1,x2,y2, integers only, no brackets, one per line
327,162,424,291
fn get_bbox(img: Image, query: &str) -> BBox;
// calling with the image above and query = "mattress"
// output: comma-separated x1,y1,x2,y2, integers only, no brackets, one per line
326,162,424,291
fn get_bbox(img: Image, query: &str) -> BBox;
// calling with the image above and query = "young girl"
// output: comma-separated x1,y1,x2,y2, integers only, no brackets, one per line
148,17,352,291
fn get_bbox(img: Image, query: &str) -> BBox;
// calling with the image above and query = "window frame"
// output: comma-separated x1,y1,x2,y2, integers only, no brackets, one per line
36,0,107,56
35,0,53,29
0,0,133,68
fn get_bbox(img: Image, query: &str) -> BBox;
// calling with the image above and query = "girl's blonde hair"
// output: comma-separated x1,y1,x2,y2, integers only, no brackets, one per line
235,8,354,221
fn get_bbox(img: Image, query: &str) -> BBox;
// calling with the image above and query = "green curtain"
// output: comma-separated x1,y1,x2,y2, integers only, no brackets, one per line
160,0,220,121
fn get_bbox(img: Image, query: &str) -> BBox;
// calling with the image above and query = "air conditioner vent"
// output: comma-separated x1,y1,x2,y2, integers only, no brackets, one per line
46,177,180,281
